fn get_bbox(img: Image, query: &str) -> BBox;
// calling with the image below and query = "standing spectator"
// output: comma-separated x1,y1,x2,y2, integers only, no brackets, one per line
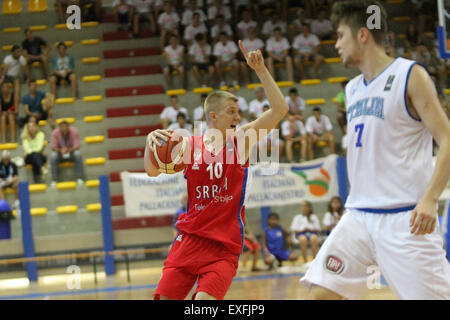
266,28,294,82
133,0,157,37
189,34,214,87
213,32,239,87
22,121,47,183
50,42,77,99
285,87,306,120
22,79,55,129
112,0,135,32
290,200,321,263
172,193,188,238
157,1,180,48
0,82,18,143
310,9,334,40
163,35,185,89
241,225,263,272
335,80,348,130
193,94,207,122
322,196,344,235
0,150,19,207
306,107,335,158
207,0,232,23
240,28,265,84
261,13,287,39
181,0,206,27
236,9,257,40
50,121,84,185
183,12,208,48
159,96,189,128
248,86,269,119
281,112,308,162
292,24,324,79
168,112,193,136
1,45,29,102
22,28,51,79
227,85,248,113
210,14,233,44
55,0,81,23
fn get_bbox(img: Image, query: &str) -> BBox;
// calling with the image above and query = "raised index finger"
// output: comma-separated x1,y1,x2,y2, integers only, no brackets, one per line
238,40,248,60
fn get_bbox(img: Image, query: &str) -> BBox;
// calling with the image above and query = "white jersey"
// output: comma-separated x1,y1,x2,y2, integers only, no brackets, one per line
344,57,433,211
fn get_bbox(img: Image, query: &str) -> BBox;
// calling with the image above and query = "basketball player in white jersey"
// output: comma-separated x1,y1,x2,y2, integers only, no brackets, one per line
300,0,450,300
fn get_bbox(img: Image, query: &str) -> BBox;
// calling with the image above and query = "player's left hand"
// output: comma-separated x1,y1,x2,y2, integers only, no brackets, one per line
238,40,265,72
409,199,438,235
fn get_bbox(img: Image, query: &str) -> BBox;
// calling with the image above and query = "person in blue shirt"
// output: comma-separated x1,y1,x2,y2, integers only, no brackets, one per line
262,212,298,269
172,193,188,239
50,42,77,98
22,79,55,128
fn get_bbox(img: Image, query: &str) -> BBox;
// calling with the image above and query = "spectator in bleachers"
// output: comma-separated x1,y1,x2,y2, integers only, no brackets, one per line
183,12,208,48
132,0,157,38
56,0,81,24
322,196,344,235
0,150,19,207
335,80,348,131
160,95,189,128
193,113,207,136
281,112,308,162
306,107,335,158
163,34,185,89
0,82,18,143
80,0,102,22
405,23,422,50
50,42,77,99
265,28,294,83
168,112,193,136
207,0,232,23
227,85,248,114
188,34,213,87
239,28,265,85
22,28,51,80
259,105,285,161
158,1,180,48
262,212,298,269
236,9,257,40
50,121,84,185
210,14,233,45
310,9,334,40
241,225,263,272
290,200,321,263
193,94,207,122
22,121,47,183
213,32,239,88
1,45,29,102
427,46,447,90
285,87,306,121
112,0,135,31
172,193,188,238
253,0,287,23
181,0,206,27
289,8,312,34
292,24,324,80
248,86,269,120
22,79,55,129
261,13,287,39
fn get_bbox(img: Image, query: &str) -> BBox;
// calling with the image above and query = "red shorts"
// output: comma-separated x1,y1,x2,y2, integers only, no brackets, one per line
154,231,239,300
244,238,260,253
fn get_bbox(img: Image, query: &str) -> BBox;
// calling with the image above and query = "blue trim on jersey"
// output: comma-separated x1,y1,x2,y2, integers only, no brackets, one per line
291,163,323,171
237,168,248,255
362,57,399,86
353,205,416,214
403,62,421,122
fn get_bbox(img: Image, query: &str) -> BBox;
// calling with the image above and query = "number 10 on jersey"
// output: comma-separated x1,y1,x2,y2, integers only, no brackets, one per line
355,123,364,147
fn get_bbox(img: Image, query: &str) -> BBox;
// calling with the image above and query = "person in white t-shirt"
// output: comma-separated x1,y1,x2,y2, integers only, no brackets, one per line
258,105,285,160
261,13,287,39
159,96,189,128
193,94,207,121
289,8,312,34
227,85,248,113
305,107,335,158
248,86,269,120
285,87,305,121
163,35,185,89
207,0,232,22
281,112,308,162
157,1,180,47
290,200,321,263
189,34,214,87
210,14,233,44
236,9,257,40
1,45,28,101
266,28,294,82
181,0,206,26
167,112,193,136
213,32,239,87
112,0,135,31
240,28,265,84
183,12,208,47
132,0,157,37
322,196,344,235
310,10,334,40
292,24,325,79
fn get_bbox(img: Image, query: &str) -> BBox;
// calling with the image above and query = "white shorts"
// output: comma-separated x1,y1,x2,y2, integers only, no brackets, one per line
300,208,450,300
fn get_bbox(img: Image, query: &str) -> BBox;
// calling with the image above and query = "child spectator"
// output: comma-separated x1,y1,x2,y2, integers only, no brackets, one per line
112,0,135,31
1,45,29,101
310,9,334,40
0,150,19,208
22,121,47,183
163,35,185,89
306,107,335,158
248,86,269,119
160,96,188,128
266,28,294,82
213,32,239,87
323,196,344,235
207,0,232,23
261,13,287,39
193,94,207,122
241,225,262,272
210,14,233,44
189,34,214,87
133,0,157,37
50,42,77,98
157,1,180,48
236,9,257,40
22,79,55,129
0,82,17,143
167,112,193,136
262,212,298,269
22,28,50,79
183,12,208,47
290,200,321,263
239,28,265,84
181,0,206,27
292,24,324,80
285,87,306,120
281,112,308,162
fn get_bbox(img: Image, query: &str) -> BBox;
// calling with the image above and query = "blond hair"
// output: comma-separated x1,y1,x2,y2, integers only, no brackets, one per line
204,91,238,123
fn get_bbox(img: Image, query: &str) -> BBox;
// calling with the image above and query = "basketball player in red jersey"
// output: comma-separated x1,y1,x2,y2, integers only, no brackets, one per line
144,41,289,300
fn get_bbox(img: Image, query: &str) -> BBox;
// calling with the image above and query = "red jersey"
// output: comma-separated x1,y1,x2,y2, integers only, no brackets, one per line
175,135,250,255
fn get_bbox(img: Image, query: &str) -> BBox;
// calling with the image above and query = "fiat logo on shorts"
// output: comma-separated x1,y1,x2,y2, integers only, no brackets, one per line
325,255,344,274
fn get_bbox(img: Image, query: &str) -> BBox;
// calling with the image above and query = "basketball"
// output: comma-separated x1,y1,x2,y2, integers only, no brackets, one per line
149,130,188,174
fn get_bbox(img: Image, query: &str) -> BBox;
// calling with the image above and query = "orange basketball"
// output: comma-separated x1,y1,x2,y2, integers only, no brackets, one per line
149,131,188,174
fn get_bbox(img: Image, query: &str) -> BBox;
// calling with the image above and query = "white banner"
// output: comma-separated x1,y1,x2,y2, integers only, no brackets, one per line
121,155,339,217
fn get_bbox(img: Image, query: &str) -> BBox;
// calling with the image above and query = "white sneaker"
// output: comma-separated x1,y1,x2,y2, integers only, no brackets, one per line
77,179,84,186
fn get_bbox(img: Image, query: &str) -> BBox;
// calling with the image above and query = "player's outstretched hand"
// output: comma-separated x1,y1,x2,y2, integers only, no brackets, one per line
147,129,172,152
409,199,437,235
239,40,265,72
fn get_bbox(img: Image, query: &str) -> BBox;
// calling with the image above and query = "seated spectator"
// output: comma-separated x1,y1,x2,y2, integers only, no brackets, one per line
281,112,308,162
310,9,334,40
80,0,102,22
168,112,193,136
262,212,298,269
172,193,187,238
113,0,135,32
248,86,269,119
290,200,321,263
181,0,206,27
160,96,189,128
163,35,185,89
22,79,55,129
183,12,208,48
261,13,287,39
285,87,305,120
207,0,232,23
210,14,233,45
0,150,19,207
241,225,262,272
189,34,214,87
133,0,157,37
306,107,335,158
50,121,84,185
22,28,50,79
323,196,344,235
265,28,293,82
259,105,285,161
50,42,77,99
193,93,207,122
0,82,17,143
213,32,239,87
22,121,47,183
292,24,324,80
158,1,180,48
1,45,29,101
56,0,81,23
240,28,265,84
289,8,312,34
227,85,248,113
236,9,257,40
335,80,348,131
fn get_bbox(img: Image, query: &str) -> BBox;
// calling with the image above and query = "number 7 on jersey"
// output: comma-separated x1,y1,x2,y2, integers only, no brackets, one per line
355,123,364,147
